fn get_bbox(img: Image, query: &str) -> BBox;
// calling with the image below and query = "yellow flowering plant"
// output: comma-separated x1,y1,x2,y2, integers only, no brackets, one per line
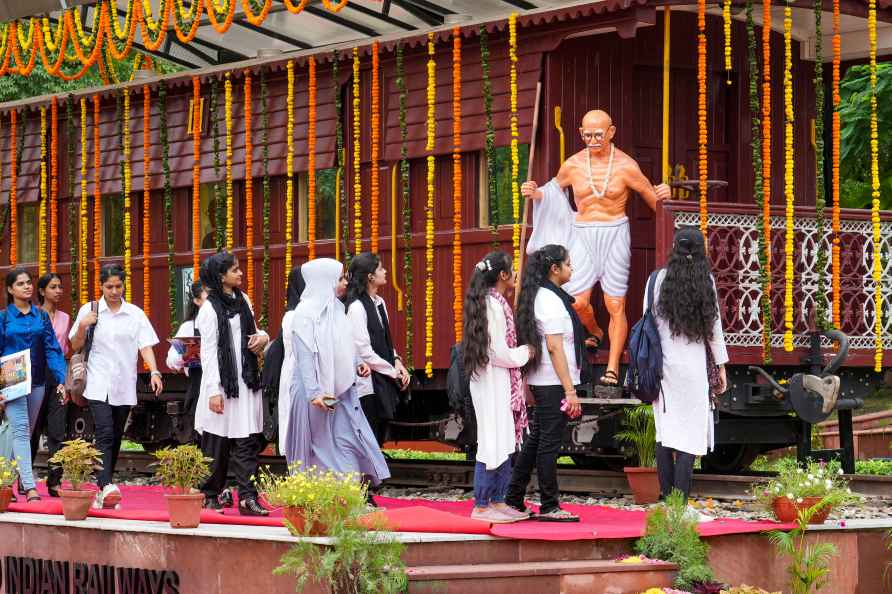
255,463,367,527
0,455,19,489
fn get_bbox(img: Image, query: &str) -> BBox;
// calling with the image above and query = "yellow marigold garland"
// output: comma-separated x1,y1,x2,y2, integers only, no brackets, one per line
370,41,380,253
762,0,773,336
509,13,521,269
123,87,133,302
225,72,233,249
868,0,883,370
352,47,362,254
9,110,17,266
285,60,295,280
244,70,255,302
723,0,732,83
832,0,841,328
39,106,48,275
79,97,89,302
50,96,58,272
425,32,436,378
452,27,463,342
192,76,201,281
697,0,708,236
143,84,152,316
783,2,794,351
308,56,318,260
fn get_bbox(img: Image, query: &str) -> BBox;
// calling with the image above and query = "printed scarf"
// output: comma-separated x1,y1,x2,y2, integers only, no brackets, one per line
490,289,527,445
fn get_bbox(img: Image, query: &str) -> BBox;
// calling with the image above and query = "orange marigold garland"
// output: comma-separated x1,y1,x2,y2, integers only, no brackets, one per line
93,94,102,299
308,56,318,260
832,0,841,328
352,47,362,254
697,0,708,236
10,109,17,266
244,70,255,302
452,27,463,342
143,84,152,316
192,76,201,281
370,41,380,254
50,96,58,271
424,32,436,378
39,106,48,276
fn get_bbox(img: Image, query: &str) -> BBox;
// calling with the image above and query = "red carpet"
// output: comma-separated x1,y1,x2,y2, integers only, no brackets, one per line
5,484,793,541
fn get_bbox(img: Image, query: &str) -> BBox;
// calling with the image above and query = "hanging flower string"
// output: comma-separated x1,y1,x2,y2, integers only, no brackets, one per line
723,0,732,84
480,27,498,240
244,70,255,302
9,110,17,267
333,52,349,261
868,0,883,370
452,27,463,342
397,43,414,372
93,94,102,298
697,0,708,236
50,96,59,272
79,97,89,303
67,98,78,312
39,106,48,276
308,56,318,259
161,82,178,329
285,60,295,279
509,13,521,268
123,88,133,302
261,68,271,326
813,0,828,329
225,72,234,249
762,0,773,346
424,32,436,378
143,84,152,316
832,0,841,328
211,80,224,250
370,41,381,254
783,1,795,351
352,47,362,254
192,76,201,281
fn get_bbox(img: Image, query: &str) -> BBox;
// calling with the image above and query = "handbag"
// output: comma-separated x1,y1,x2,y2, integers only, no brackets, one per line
64,301,98,408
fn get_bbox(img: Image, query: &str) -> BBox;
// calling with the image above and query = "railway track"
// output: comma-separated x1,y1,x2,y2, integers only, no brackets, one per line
35,452,892,500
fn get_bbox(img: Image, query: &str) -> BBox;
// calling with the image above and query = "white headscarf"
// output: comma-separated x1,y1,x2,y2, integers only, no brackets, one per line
293,258,355,397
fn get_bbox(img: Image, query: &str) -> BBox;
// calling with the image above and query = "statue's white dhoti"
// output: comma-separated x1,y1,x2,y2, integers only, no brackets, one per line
527,179,631,298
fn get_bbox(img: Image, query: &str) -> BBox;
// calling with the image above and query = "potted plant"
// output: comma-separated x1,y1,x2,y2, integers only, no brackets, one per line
152,445,211,528
0,455,18,512
617,404,659,504
754,459,860,524
48,439,103,520
255,463,366,536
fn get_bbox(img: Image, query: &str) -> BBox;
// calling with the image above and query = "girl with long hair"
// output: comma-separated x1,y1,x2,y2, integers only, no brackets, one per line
0,269,67,503
461,251,532,523
277,265,305,461
650,227,728,506
344,252,409,447
504,245,583,522
195,252,270,515
34,272,72,497
166,281,208,447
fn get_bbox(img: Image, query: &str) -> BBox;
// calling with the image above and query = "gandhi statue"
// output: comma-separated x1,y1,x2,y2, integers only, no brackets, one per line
523,110,671,386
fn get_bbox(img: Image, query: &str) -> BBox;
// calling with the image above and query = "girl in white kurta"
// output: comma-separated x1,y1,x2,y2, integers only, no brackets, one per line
195,252,270,516
649,227,728,502
462,252,532,524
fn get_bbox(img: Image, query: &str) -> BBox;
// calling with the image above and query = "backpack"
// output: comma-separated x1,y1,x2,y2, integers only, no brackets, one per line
446,343,477,448
624,271,663,403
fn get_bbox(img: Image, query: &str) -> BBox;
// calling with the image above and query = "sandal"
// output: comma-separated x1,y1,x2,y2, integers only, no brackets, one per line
26,489,41,503
532,507,580,522
599,369,620,387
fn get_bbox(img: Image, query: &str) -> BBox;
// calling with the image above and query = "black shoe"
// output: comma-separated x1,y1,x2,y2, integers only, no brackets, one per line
47,484,61,498
218,488,234,508
238,498,269,517
203,495,224,511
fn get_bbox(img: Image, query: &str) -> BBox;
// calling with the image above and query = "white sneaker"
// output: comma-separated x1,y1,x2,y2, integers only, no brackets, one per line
99,484,122,509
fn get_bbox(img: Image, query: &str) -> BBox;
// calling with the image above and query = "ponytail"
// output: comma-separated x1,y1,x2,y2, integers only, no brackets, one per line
516,244,568,373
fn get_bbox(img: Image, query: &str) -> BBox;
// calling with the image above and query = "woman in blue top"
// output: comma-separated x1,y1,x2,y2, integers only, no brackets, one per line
0,268,67,502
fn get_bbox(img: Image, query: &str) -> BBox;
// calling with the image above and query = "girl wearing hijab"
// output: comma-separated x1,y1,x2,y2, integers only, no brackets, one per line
344,252,410,447
276,266,305,460
462,251,533,524
651,227,728,505
286,258,390,492
195,251,270,516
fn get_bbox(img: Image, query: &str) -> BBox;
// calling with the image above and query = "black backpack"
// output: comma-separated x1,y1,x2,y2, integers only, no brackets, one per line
624,271,663,403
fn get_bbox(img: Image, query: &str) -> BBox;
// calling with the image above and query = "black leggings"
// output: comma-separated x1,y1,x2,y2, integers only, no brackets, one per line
656,443,696,501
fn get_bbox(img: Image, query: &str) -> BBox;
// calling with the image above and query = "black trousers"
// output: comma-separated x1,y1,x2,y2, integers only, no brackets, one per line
656,443,696,501
200,431,263,500
30,378,70,487
360,394,389,447
505,385,568,515
88,400,131,489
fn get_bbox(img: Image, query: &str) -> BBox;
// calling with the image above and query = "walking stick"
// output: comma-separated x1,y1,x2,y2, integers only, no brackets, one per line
514,81,543,308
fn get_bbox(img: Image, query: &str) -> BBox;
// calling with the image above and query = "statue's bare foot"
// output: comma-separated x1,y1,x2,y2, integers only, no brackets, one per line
599,369,619,386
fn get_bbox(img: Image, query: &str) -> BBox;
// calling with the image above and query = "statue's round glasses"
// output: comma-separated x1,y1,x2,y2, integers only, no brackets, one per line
580,130,606,142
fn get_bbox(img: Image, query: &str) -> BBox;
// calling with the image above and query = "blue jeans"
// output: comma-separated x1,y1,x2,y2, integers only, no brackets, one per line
5,385,46,491
474,459,512,507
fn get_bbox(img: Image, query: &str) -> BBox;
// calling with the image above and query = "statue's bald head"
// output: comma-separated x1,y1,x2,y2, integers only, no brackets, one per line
578,109,616,154
581,110,612,129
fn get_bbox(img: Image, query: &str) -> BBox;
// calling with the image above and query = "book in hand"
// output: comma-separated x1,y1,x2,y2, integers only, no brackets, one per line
168,337,201,368
0,348,31,402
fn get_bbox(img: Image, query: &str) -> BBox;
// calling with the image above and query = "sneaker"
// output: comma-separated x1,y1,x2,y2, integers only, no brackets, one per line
100,484,122,509
470,506,519,524
238,497,269,517
203,495,224,511
492,503,530,520
218,488,234,508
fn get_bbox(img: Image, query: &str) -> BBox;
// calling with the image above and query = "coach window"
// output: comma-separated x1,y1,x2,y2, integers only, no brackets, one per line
17,203,39,264
102,194,125,257
195,183,220,250
297,168,337,242
478,144,530,228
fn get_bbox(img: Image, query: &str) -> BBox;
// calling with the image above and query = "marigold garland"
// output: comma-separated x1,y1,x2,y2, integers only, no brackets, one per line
191,77,201,281
452,28,463,342
832,0,841,328
370,42,380,254
66,98,78,313
480,27,498,240
244,70,255,302
396,43,414,372
93,94,102,299
39,106,48,275
782,2,795,352
79,97,89,303
761,0,773,343
697,0,708,236
333,53,349,261
723,0,732,83
50,96,58,272
9,109,17,266
308,56,318,260
424,32,436,378
509,13,521,269
224,72,234,249
352,47,362,254
160,82,177,329
868,0,883,370
285,60,295,280
122,88,133,302
260,67,271,326
210,79,224,251
143,84,152,316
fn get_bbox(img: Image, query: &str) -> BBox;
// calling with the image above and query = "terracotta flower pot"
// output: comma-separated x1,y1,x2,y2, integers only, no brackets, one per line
772,496,832,524
165,492,205,528
624,466,660,504
59,489,95,520
283,506,329,536
0,486,13,512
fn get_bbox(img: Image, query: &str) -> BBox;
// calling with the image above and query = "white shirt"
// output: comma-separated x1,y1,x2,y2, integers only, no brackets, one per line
526,288,581,387
277,310,297,454
69,298,160,407
194,297,269,439
346,296,399,398
166,320,196,377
